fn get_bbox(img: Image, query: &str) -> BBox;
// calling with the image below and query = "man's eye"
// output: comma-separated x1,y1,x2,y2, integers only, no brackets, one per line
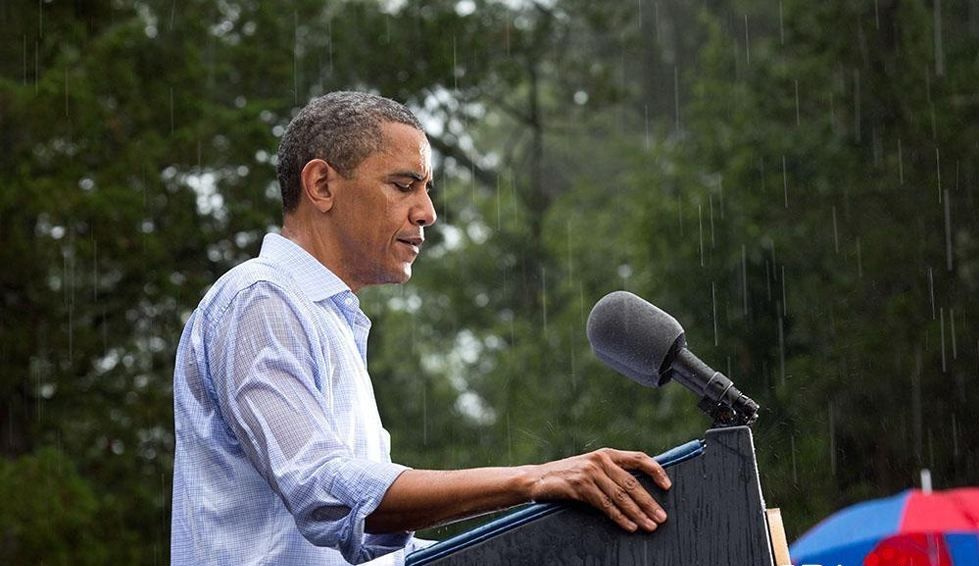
393,182,413,191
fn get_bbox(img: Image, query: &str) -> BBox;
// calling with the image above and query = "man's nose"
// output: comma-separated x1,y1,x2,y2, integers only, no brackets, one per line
411,190,437,227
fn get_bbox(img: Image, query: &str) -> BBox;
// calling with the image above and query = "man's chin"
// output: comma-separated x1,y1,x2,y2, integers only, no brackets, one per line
384,265,412,285
399,265,413,283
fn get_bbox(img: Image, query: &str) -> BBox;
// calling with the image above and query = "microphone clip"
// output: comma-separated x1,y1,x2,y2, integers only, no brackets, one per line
697,396,759,428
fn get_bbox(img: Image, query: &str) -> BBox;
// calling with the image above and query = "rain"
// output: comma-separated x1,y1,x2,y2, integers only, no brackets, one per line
2,0,978,564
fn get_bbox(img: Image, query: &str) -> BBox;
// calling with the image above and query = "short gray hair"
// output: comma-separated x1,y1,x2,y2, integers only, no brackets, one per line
276,91,423,213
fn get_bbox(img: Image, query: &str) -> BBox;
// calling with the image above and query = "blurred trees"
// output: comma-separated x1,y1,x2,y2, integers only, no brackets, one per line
1,0,977,562
633,0,979,529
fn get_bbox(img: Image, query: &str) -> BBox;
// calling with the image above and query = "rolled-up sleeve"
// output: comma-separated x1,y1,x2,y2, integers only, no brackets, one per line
203,282,411,564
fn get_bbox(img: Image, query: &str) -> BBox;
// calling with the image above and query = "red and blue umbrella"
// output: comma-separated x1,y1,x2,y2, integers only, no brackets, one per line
790,488,979,566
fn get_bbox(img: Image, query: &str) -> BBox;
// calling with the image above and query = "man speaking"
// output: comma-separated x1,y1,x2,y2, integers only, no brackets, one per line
170,91,671,565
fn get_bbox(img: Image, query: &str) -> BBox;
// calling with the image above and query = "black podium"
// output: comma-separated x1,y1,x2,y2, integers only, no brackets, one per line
407,426,776,566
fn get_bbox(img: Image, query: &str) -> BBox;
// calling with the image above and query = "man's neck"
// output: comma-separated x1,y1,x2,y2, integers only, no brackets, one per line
280,214,362,293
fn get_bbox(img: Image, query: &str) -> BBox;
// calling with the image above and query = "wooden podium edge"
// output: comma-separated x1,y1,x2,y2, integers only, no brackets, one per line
766,508,792,566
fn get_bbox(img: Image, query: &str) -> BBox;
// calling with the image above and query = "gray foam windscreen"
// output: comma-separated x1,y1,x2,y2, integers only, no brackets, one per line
586,291,685,388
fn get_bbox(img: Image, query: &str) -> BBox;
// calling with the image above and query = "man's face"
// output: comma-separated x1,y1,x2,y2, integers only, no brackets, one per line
329,121,436,290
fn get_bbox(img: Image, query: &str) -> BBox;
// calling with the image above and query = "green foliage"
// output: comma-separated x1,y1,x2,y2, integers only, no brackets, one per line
626,0,979,536
2,0,978,560
0,448,107,564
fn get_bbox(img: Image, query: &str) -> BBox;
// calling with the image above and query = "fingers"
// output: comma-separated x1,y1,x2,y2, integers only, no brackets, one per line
590,489,640,532
599,458,669,528
591,471,661,532
608,449,672,491
526,448,672,534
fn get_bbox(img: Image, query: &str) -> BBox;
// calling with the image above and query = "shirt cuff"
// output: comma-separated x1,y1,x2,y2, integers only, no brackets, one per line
332,459,412,563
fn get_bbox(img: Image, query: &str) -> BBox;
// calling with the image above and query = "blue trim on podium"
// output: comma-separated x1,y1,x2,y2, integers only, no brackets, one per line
406,438,706,566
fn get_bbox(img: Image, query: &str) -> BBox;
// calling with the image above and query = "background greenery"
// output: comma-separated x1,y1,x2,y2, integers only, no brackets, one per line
1,0,977,563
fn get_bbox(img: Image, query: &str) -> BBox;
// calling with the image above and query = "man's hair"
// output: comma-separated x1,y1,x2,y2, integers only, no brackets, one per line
276,91,423,213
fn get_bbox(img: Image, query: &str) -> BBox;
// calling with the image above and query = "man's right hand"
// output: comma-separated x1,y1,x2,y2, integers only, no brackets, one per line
521,448,672,532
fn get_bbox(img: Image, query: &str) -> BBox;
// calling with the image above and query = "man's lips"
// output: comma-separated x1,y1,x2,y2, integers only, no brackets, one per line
396,236,424,255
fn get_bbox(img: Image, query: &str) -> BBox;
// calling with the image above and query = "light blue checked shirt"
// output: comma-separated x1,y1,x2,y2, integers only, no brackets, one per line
172,233,416,565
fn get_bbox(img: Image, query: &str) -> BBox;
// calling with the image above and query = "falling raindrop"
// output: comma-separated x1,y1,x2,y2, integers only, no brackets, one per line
944,189,953,271
566,220,573,278
644,104,650,150
828,402,837,475
778,315,785,386
790,433,798,483
741,245,748,318
791,80,801,127
673,64,680,133
698,204,705,267
950,308,957,359
952,414,959,458
781,265,787,318
934,0,945,76
506,412,512,465
936,148,943,203
928,267,936,319
744,15,751,65
541,266,547,335
708,194,715,248
712,281,718,346
940,307,947,373
781,155,788,208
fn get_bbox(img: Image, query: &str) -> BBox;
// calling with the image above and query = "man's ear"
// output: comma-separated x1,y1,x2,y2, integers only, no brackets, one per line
299,159,342,213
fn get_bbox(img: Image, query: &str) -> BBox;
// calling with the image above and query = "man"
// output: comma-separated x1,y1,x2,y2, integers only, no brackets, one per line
171,91,671,565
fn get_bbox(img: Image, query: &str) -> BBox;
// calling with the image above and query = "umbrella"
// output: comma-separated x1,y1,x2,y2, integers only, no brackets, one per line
790,488,979,566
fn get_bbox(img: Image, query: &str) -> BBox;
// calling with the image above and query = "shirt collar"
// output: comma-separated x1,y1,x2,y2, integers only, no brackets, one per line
258,233,354,304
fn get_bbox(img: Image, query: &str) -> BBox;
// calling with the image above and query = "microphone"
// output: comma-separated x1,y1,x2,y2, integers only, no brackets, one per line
586,290,759,427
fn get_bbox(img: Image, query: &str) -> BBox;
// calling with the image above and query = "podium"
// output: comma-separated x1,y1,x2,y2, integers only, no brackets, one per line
407,426,780,566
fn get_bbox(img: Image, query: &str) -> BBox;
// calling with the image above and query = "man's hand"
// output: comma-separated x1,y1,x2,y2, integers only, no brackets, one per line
366,448,671,535
522,448,671,532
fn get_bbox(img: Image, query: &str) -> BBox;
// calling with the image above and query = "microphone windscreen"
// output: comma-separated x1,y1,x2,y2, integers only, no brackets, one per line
586,291,685,388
